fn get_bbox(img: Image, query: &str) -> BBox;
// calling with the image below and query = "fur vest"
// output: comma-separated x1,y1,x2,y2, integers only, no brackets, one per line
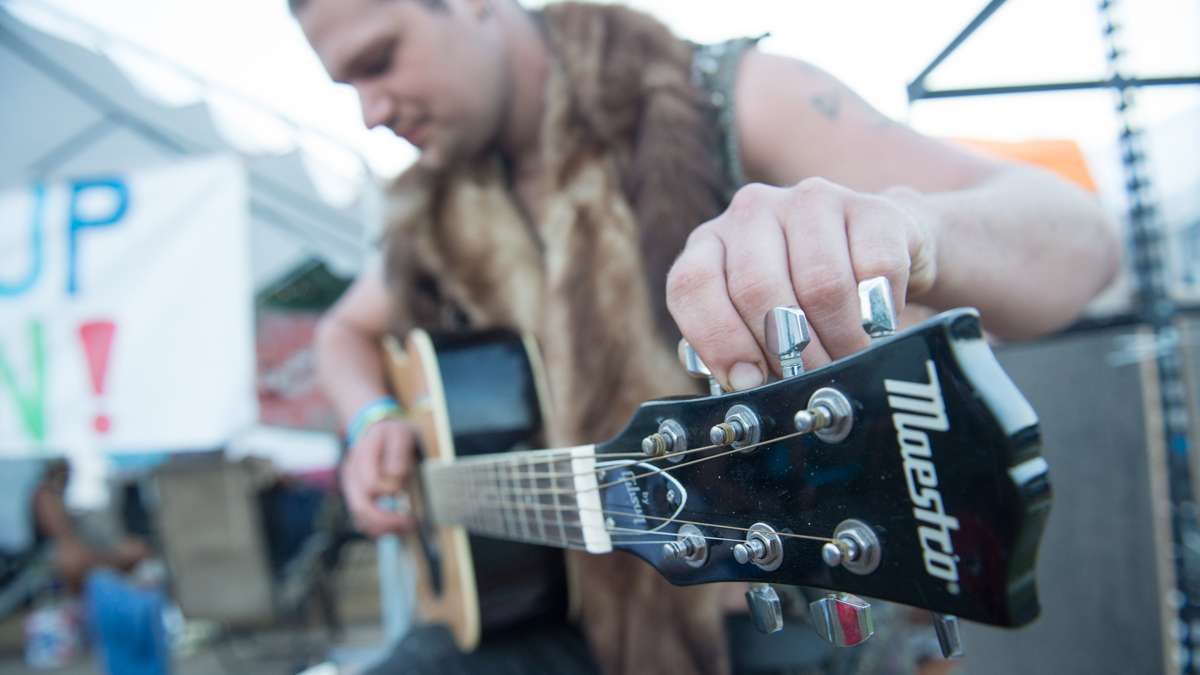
382,4,739,673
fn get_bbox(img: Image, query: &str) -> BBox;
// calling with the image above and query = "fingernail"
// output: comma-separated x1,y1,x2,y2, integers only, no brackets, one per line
729,362,764,391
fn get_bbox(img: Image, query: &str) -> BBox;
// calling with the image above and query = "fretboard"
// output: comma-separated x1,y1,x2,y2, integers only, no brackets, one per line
421,445,613,553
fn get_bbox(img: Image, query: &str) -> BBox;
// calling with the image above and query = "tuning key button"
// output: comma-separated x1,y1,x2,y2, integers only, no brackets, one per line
809,593,875,647
931,613,965,658
745,583,784,634
764,306,811,379
680,340,724,396
858,276,898,338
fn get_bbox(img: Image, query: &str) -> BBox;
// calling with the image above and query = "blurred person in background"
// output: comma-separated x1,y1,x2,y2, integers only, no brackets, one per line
0,458,165,674
294,0,1119,673
0,458,149,597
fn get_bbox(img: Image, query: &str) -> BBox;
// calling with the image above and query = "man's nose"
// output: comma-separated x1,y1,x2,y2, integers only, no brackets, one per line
358,86,395,130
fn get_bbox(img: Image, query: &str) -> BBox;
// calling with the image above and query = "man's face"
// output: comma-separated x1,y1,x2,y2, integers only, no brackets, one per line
299,0,512,170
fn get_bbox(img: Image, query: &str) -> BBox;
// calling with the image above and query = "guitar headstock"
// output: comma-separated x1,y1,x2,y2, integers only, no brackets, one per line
594,302,1049,632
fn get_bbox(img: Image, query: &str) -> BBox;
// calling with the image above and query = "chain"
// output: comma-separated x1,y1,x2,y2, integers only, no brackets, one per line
1100,1,1200,671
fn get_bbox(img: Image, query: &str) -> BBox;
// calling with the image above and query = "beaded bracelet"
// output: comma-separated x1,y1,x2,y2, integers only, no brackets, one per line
346,396,403,447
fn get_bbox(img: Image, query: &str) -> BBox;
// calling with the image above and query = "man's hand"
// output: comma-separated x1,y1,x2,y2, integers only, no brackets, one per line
666,177,937,390
341,418,417,536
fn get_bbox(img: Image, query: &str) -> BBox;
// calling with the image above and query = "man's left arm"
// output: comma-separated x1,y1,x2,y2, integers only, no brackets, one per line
667,50,1120,391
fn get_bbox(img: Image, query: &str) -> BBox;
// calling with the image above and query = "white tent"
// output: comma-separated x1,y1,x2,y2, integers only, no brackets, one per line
0,6,377,291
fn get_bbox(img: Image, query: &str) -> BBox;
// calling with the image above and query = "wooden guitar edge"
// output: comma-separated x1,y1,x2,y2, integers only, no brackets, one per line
383,331,482,651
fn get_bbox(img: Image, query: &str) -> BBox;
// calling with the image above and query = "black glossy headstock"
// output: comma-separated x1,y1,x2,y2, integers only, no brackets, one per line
595,309,1049,628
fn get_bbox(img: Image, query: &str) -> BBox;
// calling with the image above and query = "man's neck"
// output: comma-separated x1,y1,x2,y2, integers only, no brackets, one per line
494,3,550,180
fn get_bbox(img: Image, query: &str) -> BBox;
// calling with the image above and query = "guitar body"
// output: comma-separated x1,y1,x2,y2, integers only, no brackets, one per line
385,329,566,651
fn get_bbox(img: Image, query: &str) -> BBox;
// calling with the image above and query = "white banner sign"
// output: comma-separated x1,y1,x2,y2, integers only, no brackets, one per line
0,155,257,464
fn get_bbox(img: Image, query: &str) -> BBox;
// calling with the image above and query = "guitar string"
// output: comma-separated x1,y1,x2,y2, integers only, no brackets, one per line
429,431,822,548
437,485,837,544
429,431,805,497
438,424,819,487
433,438,728,477
445,522,829,552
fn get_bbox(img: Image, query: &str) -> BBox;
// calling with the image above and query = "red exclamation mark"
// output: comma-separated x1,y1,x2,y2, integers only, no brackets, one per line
79,320,115,434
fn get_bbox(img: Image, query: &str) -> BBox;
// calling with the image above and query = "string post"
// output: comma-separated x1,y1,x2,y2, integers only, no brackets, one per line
662,541,689,560
710,404,762,450
642,419,687,460
820,537,861,568
710,421,744,446
798,388,854,444
642,434,669,456
733,538,767,564
794,405,835,435
663,524,708,568
732,522,783,571
827,519,881,576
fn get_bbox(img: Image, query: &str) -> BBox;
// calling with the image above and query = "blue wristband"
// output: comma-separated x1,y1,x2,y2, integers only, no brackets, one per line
346,396,402,447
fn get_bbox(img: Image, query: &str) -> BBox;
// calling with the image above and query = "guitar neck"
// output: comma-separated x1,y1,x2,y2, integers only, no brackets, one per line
422,445,615,554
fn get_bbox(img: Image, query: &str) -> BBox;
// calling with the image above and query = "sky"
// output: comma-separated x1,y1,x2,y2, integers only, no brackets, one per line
8,0,1198,202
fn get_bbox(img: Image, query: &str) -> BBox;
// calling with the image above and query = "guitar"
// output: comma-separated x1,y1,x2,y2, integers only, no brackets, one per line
382,280,1050,654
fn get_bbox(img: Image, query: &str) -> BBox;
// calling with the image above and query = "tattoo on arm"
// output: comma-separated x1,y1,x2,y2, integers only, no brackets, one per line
810,89,840,121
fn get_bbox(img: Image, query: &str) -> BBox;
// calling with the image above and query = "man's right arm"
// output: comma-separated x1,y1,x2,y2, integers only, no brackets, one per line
315,258,415,535
315,258,395,423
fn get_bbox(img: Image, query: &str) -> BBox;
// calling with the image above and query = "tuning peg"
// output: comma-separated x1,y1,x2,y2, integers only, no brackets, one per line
931,612,964,658
809,593,874,647
764,306,810,378
745,583,784,634
858,277,897,338
679,340,724,395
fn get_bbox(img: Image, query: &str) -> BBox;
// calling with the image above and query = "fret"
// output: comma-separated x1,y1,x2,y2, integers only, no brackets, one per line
422,448,609,551
529,454,548,544
496,459,514,539
520,456,540,544
552,449,571,542
509,457,531,543
485,462,504,537
566,452,589,551
472,465,485,535
552,452,573,549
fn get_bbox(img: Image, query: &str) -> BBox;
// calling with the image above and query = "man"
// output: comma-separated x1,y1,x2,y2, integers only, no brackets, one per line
294,0,1119,673
0,459,149,597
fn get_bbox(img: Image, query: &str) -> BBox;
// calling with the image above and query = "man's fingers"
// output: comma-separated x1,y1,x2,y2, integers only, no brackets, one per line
350,495,414,536
844,196,911,318
343,475,414,536
666,232,767,391
780,184,869,364
716,212,804,379
341,426,415,536
378,424,412,489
